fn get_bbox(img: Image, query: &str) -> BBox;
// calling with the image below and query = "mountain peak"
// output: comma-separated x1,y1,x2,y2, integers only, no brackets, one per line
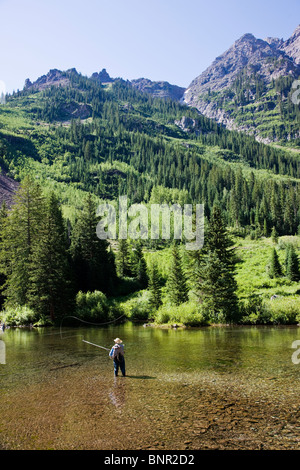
237,33,256,42
293,24,300,36
281,25,300,64
24,69,72,90
131,78,185,101
185,29,297,99
183,25,300,142
90,69,114,83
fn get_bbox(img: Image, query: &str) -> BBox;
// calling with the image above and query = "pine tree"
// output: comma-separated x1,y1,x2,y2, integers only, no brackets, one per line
0,202,8,308
28,193,71,321
116,239,132,278
166,243,189,306
0,176,45,306
197,250,238,322
71,193,116,294
285,245,300,281
196,205,239,323
268,248,283,278
131,241,148,288
271,226,278,244
148,262,162,310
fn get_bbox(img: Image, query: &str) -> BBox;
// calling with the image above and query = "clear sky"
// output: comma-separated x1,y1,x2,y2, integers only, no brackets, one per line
1,0,299,93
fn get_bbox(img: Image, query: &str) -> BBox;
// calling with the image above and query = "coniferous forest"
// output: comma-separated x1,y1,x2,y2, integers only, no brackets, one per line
0,71,300,327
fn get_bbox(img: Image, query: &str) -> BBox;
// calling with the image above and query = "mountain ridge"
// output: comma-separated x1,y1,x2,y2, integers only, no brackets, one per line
20,24,300,145
183,25,300,143
24,67,185,103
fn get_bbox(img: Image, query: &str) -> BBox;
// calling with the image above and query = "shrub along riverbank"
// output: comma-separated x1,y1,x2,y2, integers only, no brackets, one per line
1,235,299,328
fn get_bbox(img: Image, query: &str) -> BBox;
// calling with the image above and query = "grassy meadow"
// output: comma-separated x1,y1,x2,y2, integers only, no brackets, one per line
119,234,300,327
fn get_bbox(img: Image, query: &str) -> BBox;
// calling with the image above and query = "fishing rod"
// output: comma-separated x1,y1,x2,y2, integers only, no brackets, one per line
82,339,110,351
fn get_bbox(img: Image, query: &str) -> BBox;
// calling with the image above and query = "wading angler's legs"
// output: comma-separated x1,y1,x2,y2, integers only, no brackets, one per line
113,357,125,376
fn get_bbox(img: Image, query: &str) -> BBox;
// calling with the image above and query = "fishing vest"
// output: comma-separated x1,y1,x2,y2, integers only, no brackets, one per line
112,344,124,360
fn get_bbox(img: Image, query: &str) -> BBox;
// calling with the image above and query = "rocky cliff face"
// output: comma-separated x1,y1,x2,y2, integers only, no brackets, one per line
90,68,114,83
280,25,300,64
24,69,76,90
22,26,299,142
183,26,300,142
131,78,185,101
184,30,299,109
0,172,19,208
24,67,185,102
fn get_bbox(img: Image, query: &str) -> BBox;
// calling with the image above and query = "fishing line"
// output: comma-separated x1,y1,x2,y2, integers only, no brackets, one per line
59,313,127,338
57,313,127,353
38,328,83,337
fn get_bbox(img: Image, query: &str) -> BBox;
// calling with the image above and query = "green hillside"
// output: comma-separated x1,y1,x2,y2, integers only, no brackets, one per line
1,71,300,235
0,70,299,327
200,73,300,145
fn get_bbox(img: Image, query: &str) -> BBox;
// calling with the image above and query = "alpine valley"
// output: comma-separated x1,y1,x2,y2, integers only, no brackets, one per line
0,25,299,327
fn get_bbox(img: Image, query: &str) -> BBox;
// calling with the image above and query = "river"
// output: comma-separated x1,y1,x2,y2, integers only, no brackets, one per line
0,322,300,450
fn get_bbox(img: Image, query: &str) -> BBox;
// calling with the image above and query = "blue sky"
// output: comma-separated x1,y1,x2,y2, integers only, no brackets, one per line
1,0,299,93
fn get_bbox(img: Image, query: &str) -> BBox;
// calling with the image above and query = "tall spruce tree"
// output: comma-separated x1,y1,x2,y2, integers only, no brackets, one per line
166,243,189,306
196,205,239,323
28,192,71,321
131,241,148,288
285,245,300,281
148,261,162,310
116,239,132,278
0,202,8,308
0,176,45,306
271,226,278,244
268,248,283,278
71,193,116,294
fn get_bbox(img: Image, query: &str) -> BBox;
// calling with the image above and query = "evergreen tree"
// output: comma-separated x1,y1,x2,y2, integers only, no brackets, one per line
28,193,71,321
148,262,162,310
116,239,132,278
71,193,116,294
285,245,300,281
0,202,8,308
197,250,238,322
196,205,239,322
131,241,148,288
268,248,283,278
0,176,45,306
271,226,278,244
166,243,189,306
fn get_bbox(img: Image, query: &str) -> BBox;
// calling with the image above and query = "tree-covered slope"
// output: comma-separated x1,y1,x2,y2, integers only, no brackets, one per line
0,69,299,237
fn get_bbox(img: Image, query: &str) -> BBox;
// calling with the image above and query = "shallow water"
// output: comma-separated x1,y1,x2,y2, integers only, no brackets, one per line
0,323,300,450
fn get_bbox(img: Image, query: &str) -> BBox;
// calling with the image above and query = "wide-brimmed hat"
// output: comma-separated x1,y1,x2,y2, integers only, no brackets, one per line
114,338,123,344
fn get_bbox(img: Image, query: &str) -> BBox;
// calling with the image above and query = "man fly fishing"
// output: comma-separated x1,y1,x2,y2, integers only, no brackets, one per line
109,338,126,377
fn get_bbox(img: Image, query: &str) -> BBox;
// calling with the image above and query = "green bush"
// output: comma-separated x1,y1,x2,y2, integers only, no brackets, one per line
34,315,54,327
0,305,38,326
75,290,123,323
241,309,272,325
120,291,151,322
154,302,208,326
240,295,300,325
127,298,151,322
205,309,228,324
239,295,267,324
266,296,300,324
